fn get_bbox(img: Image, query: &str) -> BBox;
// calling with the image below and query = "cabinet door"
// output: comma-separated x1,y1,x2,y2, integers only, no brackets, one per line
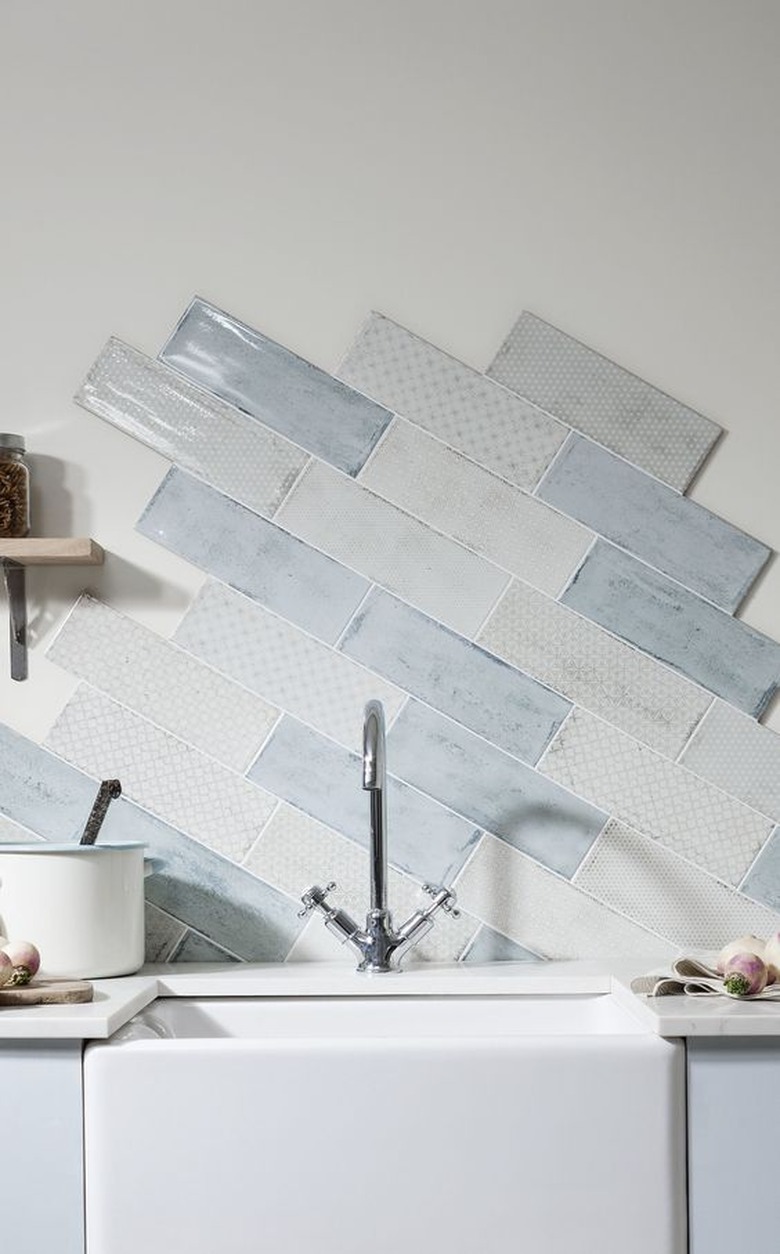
0,1041,84,1254
688,1037,779,1254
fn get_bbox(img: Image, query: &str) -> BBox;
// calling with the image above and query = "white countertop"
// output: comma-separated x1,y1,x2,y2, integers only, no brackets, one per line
4,960,780,1040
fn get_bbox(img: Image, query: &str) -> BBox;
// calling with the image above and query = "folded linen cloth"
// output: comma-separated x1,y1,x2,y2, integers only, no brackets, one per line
631,955,780,1000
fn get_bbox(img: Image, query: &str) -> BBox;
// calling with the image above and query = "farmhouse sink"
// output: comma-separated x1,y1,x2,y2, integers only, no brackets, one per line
83,972,686,1254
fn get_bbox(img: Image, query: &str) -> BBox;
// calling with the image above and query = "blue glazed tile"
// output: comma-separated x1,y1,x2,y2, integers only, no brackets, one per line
562,542,780,717
137,468,368,644
338,588,571,762
487,311,721,491
742,828,780,912
0,721,304,962
462,926,541,964
538,435,770,612
160,297,392,476
248,716,480,886
171,931,241,963
388,702,606,877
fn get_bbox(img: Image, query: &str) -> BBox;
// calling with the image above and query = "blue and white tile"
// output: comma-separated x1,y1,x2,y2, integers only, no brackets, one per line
247,716,480,887
171,931,241,963
45,686,278,864
276,460,509,638
680,701,780,824
537,434,769,612
562,541,780,717
539,708,773,885
246,803,478,962
388,702,606,877
0,721,99,841
359,419,593,597
48,595,278,772
340,589,570,763
337,312,566,489
461,926,541,964
159,297,392,476
487,312,720,491
741,828,780,912
478,580,712,757
137,468,368,644
174,581,405,753
75,338,308,517
99,801,304,962
575,820,780,950
453,833,676,966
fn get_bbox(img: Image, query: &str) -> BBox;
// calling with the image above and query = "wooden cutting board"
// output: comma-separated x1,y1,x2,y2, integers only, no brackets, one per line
0,978,94,1007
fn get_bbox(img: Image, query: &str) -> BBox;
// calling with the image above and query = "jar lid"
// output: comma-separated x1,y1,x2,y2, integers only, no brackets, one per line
0,434,25,451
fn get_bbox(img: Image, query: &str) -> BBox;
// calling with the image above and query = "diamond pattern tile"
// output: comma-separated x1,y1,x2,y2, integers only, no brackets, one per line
76,338,308,518
359,418,593,596
539,708,773,885
338,312,567,489
680,700,780,824
453,833,676,966
45,686,278,863
487,312,720,490
479,580,712,757
48,594,278,771
576,820,780,950
175,581,405,752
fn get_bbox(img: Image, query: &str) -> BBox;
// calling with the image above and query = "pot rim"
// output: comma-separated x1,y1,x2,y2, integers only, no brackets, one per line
0,842,148,853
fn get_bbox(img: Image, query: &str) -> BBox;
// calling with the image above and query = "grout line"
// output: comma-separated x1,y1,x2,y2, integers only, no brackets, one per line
332,582,376,651
268,453,314,518
530,429,576,498
738,823,780,894
555,532,598,600
354,413,398,480
674,696,717,765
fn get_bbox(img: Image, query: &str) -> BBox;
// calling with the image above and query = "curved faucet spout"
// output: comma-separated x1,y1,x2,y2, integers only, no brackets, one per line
362,699,386,790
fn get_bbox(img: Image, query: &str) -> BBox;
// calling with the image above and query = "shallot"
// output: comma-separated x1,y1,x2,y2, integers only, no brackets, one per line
723,952,768,997
716,934,766,973
2,940,41,987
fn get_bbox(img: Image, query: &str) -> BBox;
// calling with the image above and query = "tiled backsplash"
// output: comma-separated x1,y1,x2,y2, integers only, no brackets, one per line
3,297,780,966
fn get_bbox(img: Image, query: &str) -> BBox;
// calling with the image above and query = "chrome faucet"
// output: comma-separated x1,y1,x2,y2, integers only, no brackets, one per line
300,699,459,972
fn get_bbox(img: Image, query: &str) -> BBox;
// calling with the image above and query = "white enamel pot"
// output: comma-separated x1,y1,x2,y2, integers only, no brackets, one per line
0,843,148,979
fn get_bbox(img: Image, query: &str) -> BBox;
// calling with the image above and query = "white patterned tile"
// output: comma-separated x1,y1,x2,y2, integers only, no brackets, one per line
576,820,780,950
680,701,780,824
338,313,566,490
539,709,773,885
453,833,676,966
174,581,405,753
359,419,593,596
247,804,478,962
276,460,509,637
479,581,712,757
487,312,720,491
76,338,308,517
48,595,278,771
45,686,278,863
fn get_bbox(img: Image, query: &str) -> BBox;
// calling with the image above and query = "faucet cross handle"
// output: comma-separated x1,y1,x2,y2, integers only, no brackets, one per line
422,883,461,918
298,882,337,918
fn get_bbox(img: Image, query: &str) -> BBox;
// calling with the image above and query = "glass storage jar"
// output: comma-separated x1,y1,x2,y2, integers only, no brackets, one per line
0,434,30,538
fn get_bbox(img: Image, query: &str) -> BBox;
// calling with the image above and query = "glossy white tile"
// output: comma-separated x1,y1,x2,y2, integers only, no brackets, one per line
359,419,593,596
539,708,773,885
276,459,509,637
48,595,278,771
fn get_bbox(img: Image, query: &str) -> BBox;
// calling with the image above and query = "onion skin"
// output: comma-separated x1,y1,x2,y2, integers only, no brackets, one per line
716,935,766,973
1,941,41,987
723,952,769,996
0,952,13,989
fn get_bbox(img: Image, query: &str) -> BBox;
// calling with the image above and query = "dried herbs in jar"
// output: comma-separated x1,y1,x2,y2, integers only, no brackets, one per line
0,435,30,538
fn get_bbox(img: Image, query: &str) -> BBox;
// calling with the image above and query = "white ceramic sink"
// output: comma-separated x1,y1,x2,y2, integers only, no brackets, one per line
83,973,686,1254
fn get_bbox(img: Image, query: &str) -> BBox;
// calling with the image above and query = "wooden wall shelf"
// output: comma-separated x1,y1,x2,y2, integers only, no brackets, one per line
0,538,104,567
1,537,104,681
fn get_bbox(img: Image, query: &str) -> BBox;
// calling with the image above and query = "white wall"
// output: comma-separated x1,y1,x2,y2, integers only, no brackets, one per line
2,0,779,738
